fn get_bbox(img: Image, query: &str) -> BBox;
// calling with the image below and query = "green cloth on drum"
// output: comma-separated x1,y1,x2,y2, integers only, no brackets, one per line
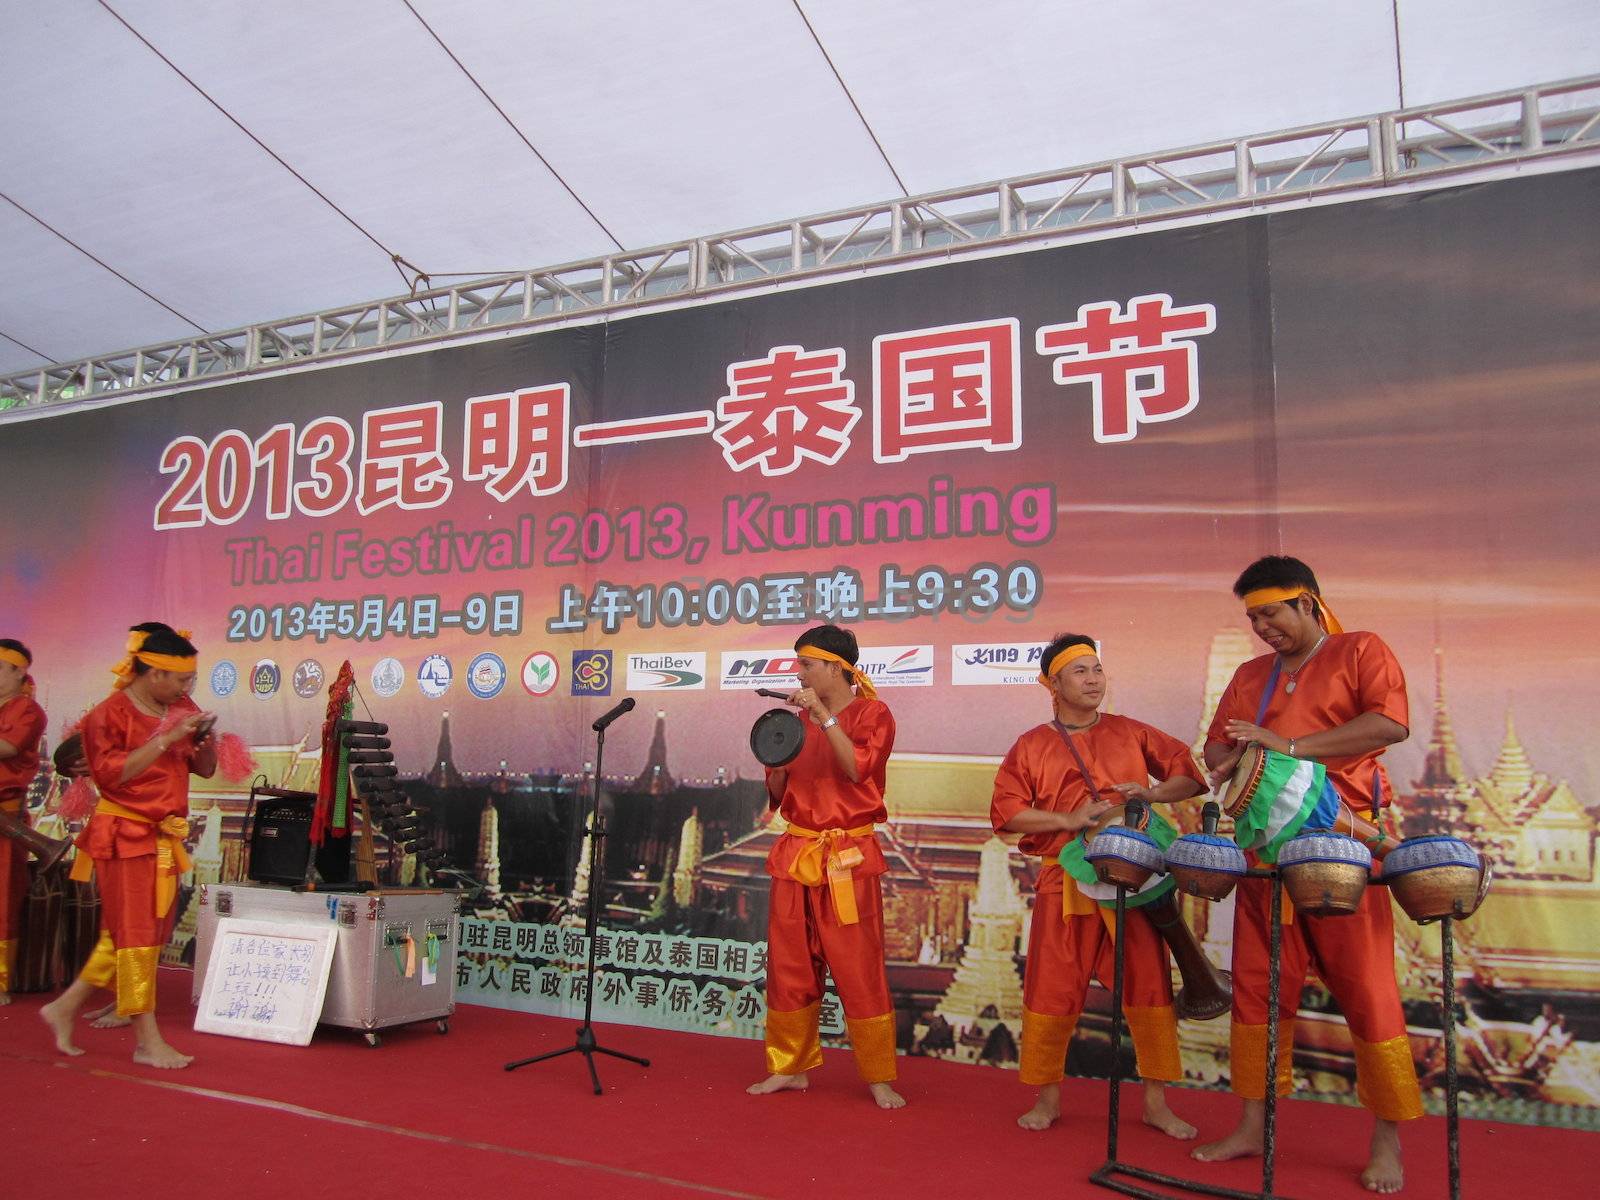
1231,750,1325,864
1060,810,1178,909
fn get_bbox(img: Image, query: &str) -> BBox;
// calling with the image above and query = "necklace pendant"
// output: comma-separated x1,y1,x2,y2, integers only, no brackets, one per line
1284,679,1296,694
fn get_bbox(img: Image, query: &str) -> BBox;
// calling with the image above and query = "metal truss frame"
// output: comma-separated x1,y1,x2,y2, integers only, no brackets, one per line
4,74,1598,417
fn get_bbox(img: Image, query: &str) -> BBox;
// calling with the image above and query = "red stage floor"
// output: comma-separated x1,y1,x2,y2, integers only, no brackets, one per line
2,969,1591,1198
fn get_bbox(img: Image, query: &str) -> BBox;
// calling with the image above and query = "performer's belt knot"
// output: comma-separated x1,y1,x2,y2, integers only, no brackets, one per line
785,822,874,925
70,800,192,916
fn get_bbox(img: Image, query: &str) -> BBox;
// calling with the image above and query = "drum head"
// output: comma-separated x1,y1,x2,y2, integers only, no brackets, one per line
1222,744,1265,815
1086,802,1149,840
750,708,806,767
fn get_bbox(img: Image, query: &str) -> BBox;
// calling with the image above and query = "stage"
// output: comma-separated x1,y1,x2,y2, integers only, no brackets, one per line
2,970,1591,1198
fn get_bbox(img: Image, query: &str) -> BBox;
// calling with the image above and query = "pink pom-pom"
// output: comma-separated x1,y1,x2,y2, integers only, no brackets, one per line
216,732,257,782
58,776,98,823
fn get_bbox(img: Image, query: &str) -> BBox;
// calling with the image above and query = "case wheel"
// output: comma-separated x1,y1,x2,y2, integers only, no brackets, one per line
364,1031,382,1048
436,1019,450,1034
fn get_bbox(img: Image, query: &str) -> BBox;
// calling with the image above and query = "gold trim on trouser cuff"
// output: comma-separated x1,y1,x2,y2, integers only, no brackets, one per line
1230,1020,1295,1099
846,1011,898,1083
1124,1004,1182,1082
0,937,15,992
1019,1006,1079,1086
1353,1032,1424,1121
77,931,117,989
764,1001,823,1076
115,946,160,1016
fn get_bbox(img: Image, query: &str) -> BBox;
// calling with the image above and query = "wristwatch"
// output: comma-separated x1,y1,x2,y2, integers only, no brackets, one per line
820,715,839,731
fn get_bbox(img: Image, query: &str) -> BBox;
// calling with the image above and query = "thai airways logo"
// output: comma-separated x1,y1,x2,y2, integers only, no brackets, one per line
291,658,325,699
571,650,612,697
418,654,453,700
855,645,934,687
951,642,1047,686
466,652,507,700
626,652,706,691
250,659,281,700
521,651,559,697
210,661,238,698
371,657,405,698
719,650,800,691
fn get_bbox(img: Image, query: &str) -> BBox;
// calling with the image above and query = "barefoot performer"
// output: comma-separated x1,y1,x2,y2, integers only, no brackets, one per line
990,633,1204,1137
746,625,905,1109
41,624,217,1068
0,639,47,1005
1191,557,1418,1194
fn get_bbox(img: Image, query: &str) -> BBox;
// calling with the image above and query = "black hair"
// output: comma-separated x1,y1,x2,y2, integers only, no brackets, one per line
1232,556,1322,621
794,624,858,665
0,638,32,665
130,623,197,674
1040,632,1096,673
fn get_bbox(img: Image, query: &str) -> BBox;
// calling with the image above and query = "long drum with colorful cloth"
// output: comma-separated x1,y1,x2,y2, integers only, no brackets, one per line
1381,836,1491,923
1276,831,1372,916
1222,744,1344,863
1062,806,1178,909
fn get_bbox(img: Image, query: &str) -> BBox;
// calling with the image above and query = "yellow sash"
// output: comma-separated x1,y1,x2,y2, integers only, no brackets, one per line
784,822,875,925
70,799,191,917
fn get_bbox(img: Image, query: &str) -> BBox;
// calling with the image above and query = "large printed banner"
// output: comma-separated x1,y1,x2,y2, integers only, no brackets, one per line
4,167,1598,1126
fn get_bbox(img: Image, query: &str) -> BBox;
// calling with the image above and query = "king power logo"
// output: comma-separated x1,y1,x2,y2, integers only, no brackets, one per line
626,652,707,691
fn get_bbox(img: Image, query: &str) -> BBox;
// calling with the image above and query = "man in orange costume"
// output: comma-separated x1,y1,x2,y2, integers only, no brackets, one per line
0,638,47,1004
41,624,216,1068
746,624,904,1108
991,632,1203,1135
1192,556,1418,1194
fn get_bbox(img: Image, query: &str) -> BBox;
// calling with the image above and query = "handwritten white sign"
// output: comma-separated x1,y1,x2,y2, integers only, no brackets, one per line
194,918,338,1046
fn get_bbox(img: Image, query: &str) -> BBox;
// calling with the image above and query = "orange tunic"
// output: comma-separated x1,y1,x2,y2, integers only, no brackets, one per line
1206,630,1421,1121
0,694,46,991
1206,631,1408,814
79,690,199,861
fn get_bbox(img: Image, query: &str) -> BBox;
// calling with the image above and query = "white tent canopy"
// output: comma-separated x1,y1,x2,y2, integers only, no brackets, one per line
2,0,1597,376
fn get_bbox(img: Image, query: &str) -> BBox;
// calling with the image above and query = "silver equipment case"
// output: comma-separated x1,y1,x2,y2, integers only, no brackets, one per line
193,882,457,1046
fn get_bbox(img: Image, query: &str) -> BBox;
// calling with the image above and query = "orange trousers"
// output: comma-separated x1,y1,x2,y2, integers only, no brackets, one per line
73,854,163,1016
762,874,896,1083
1229,876,1421,1121
1020,882,1181,1085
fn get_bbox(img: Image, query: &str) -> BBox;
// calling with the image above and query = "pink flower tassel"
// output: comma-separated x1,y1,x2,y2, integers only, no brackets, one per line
216,732,258,782
58,776,99,823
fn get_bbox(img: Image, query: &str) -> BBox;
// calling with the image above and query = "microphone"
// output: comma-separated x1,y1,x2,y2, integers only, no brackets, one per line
591,696,636,732
754,688,790,700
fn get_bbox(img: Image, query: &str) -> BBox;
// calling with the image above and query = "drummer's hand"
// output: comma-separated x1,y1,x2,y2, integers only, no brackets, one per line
1206,743,1246,788
1225,720,1289,755
1060,799,1114,833
1110,783,1151,804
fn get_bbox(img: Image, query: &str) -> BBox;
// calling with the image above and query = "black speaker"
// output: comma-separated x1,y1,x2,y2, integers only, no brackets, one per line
246,788,352,886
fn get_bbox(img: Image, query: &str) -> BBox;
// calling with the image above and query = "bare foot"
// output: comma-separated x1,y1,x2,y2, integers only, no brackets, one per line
1362,1122,1404,1193
39,998,86,1057
868,1081,906,1109
747,1072,808,1095
0,992,11,1006
133,1043,194,1069
1192,1125,1263,1162
84,1001,116,1022
91,1011,131,1029
1018,1083,1061,1130
1143,1096,1198,1141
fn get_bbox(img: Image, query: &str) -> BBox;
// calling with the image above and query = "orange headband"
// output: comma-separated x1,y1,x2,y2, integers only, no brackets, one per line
0,648,30,671
796,646,878,700
1038,643,1098,686
1240,586,1344,635
110,628,198,689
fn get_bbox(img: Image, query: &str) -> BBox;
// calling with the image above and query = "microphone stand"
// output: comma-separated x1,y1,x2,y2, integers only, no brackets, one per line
505,701,649,1094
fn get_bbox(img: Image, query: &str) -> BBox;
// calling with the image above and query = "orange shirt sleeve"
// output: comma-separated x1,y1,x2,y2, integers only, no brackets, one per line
0,696,46,794
1351,633,1409,730
1137,720,1206,788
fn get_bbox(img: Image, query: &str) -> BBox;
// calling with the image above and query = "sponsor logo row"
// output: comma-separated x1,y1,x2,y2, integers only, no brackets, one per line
211,643,1049,701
